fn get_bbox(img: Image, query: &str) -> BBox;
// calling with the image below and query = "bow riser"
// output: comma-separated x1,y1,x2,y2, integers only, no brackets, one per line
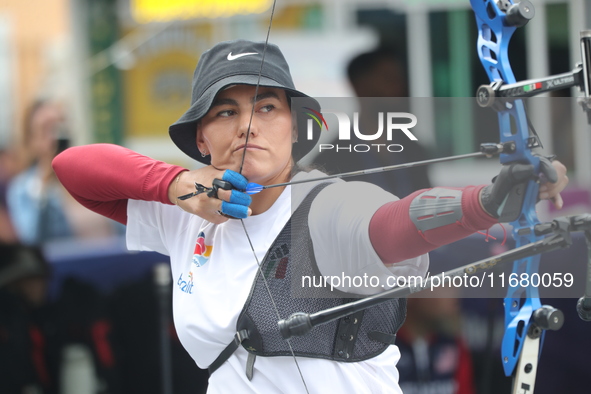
471,0,545,382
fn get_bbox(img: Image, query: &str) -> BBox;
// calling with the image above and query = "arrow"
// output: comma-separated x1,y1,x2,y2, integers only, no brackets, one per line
245,143,504,194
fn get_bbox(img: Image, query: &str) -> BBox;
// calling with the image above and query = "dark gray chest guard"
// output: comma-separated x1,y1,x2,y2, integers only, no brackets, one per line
208,183,406,377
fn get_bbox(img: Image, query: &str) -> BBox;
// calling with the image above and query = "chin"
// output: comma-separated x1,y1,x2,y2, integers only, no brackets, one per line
232,152,290,181
240,169,268,184
243,167,289,186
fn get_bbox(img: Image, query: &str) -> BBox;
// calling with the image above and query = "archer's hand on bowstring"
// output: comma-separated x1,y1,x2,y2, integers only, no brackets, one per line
480,157,568,220
168,168,252,224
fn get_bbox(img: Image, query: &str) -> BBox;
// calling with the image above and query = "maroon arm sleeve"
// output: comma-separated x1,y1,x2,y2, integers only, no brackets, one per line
369,185,498,265
52,144,187,225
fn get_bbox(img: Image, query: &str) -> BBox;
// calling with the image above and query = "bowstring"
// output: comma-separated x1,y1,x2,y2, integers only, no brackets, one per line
237,0,274,174
237,1,310,392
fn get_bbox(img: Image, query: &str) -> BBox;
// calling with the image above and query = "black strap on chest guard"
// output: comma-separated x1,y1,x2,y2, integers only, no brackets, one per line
208,183,406,378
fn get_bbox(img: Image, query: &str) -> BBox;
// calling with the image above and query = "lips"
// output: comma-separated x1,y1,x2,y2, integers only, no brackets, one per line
234,144,264,152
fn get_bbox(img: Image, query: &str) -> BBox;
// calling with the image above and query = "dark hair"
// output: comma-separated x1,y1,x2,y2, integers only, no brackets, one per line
347,47,407,85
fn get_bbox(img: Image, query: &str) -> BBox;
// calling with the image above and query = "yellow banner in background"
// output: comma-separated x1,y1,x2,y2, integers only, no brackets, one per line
131,0,272,23
123,24,212,138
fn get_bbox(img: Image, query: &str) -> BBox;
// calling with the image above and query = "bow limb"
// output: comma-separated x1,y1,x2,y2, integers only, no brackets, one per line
236,2,311,392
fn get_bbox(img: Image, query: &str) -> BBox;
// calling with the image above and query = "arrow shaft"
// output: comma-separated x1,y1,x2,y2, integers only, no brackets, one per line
259,151,489,191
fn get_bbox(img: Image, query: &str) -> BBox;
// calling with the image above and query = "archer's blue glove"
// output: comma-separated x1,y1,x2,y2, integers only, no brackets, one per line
216,170,252,219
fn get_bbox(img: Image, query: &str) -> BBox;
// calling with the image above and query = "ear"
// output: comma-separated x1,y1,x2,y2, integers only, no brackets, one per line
195,123,206,152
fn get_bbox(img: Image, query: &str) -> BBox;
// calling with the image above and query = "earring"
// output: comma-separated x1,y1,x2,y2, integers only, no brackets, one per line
201,151,207,157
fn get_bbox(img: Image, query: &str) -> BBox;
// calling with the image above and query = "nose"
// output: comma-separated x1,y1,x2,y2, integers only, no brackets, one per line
237,111,257,139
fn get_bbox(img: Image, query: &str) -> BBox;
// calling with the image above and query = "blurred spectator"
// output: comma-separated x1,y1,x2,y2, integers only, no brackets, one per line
6,100,72,244
0,243,56,394
0,148,18,242
0,243,121,394
6,99,115,245
396,288,476,394
315,47,431,197
347,47,409,98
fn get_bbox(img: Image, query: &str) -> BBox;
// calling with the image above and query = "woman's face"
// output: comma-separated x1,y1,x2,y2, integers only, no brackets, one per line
197,85,296,185
29,103,64,159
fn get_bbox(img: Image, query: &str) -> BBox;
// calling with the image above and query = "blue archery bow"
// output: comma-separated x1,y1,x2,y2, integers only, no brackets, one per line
471,0,547,391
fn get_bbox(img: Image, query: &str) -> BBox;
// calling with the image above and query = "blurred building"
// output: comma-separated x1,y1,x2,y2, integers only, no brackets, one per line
0,0,71,154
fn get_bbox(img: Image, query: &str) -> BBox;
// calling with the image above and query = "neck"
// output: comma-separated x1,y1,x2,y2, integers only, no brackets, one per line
250,186,286,215
248,162,294,215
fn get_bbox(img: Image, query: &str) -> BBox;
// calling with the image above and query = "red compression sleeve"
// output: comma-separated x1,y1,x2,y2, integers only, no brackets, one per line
52,144,187,225
369,185,498,265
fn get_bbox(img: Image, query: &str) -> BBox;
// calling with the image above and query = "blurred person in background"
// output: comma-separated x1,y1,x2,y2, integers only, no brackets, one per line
0,242,121,394
6,99,115,246
315,47,431,198
396,288,475,394
6,99,72,245
0,243,56,394
0,148,18,242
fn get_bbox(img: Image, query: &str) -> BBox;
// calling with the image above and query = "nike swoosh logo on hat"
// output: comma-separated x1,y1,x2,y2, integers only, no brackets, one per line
227,52,258,61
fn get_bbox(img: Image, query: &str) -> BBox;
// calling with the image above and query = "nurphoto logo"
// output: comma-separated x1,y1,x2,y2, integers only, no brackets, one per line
305,110,418,153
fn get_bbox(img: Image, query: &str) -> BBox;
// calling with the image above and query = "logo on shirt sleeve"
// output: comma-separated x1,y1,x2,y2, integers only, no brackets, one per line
193,231,213,267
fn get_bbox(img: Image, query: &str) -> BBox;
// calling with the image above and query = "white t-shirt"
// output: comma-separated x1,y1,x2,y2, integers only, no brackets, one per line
126,170,428,393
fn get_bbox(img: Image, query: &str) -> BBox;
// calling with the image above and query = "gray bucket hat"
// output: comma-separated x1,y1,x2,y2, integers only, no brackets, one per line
169,39,321,165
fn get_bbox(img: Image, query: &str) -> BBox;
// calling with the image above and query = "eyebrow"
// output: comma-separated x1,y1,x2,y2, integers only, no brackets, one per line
211,91,281,108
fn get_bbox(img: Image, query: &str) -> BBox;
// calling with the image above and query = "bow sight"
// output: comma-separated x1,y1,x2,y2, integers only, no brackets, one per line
476,18,591,125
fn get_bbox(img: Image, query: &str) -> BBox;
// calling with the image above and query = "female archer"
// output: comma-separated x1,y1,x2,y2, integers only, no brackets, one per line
52,39,567,393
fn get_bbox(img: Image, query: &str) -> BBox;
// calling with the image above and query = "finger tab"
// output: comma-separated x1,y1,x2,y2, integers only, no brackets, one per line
230,190,252,206
221,201,249,219
222,170,248,190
